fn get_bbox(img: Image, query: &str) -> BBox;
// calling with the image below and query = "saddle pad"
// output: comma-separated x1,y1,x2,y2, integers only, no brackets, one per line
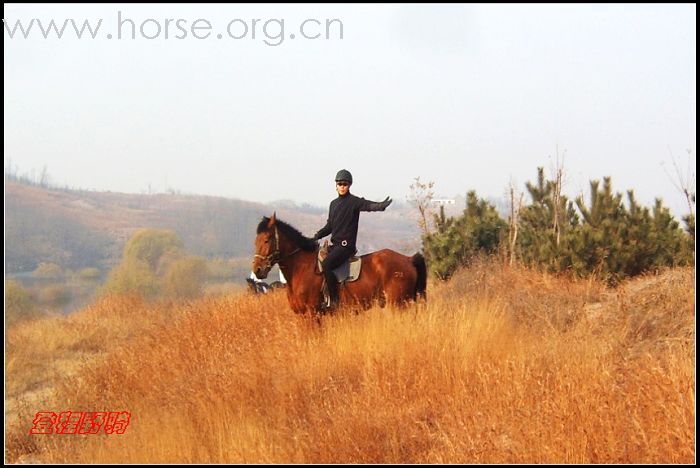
332,257,362,283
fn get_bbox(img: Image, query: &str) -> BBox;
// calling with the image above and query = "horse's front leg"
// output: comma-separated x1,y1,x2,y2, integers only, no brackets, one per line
287,284,323,314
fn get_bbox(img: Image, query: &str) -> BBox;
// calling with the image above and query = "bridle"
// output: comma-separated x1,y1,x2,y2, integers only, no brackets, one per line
254,226,301,271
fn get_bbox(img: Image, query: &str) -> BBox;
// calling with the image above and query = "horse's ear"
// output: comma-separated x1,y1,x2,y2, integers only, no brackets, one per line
268,212,276,228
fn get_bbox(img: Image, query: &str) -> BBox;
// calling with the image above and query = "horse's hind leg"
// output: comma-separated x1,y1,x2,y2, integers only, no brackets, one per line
382,282,408,307
383,277,414,308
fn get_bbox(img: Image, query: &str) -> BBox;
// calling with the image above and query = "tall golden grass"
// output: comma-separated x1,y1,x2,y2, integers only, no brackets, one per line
5,261,695,463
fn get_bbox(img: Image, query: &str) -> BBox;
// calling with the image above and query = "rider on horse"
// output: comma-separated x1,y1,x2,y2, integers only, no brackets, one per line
312,169,392,311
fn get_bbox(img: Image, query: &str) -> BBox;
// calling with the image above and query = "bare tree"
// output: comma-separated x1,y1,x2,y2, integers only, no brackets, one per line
549,146,567,247
507,180,524,266
407,176,436,237
662,148,696,217
39,165,50,188
5,157,16,179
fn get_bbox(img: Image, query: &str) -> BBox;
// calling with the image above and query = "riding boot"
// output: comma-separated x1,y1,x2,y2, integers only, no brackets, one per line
323,270,339,311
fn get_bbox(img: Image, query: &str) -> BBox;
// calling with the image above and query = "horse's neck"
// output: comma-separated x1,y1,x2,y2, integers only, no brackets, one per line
278,249,317,287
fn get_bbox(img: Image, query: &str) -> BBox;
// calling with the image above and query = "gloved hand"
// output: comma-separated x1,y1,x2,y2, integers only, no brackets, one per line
379,196,392,210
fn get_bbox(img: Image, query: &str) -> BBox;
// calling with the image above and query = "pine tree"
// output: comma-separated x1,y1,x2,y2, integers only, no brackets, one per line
574,178,628,283
422,205,461,280
649,199,689,268
423,192,506,280
573,180,691,284
419,166,693,284
518,167,579,272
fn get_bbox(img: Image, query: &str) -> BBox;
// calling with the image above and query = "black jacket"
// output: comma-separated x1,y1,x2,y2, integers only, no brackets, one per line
314,193,387,249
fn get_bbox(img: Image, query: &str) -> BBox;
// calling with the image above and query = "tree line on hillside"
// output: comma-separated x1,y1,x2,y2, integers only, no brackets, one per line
6,230,208,326
5,172,267,272
412,167,695,285
5,229,262,327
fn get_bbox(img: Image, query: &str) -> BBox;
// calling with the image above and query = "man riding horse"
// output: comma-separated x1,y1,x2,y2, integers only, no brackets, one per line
312,169,392,311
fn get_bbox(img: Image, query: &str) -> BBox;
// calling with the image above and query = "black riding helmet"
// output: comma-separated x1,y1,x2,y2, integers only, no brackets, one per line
335,169,353,184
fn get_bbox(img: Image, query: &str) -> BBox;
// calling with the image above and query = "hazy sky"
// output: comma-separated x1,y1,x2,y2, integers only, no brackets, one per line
4,4,696,217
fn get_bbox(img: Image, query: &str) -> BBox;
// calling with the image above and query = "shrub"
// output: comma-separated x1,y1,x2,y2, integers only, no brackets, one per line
206,258,237,281
32,262,63,279
5,280,41,326
38,284,72,307
123,229,183,270
163,256,207,299
76,267,102,281
100,258,160,299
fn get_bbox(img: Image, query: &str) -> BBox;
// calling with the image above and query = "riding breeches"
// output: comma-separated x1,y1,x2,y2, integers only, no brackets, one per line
322,245,354,297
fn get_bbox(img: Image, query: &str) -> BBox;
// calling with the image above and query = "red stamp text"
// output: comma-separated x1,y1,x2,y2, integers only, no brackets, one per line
29,411,131,435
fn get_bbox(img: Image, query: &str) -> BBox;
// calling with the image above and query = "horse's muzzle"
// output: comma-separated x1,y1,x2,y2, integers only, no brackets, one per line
253,266,269,279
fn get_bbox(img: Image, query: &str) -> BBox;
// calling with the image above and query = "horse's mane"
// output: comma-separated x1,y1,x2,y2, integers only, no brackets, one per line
257,217,318,252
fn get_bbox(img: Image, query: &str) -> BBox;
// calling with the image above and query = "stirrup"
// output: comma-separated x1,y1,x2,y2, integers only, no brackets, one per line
319,294,339,312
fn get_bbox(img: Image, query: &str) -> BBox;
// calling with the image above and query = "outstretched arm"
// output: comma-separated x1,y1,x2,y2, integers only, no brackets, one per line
361,196,393,212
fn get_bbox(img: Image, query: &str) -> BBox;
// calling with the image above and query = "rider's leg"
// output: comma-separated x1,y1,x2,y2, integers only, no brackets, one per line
321,246,353,309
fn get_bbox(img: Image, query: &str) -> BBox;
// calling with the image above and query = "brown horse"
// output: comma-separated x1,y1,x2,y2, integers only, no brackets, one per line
252,213,427,314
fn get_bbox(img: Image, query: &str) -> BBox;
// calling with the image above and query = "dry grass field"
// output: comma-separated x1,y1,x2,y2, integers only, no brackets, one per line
5,260,695,463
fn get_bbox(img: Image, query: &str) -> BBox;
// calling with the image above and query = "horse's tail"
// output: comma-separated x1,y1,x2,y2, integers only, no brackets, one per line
411,253,427,302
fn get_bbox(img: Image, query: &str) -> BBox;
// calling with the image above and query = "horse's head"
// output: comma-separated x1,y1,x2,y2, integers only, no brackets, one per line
252,213,279,279
253,213,318,280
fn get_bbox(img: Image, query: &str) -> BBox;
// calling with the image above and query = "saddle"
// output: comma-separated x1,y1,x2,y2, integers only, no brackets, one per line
317,240,362,283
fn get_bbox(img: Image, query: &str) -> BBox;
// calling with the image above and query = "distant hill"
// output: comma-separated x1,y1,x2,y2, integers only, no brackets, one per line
4,180,421,274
